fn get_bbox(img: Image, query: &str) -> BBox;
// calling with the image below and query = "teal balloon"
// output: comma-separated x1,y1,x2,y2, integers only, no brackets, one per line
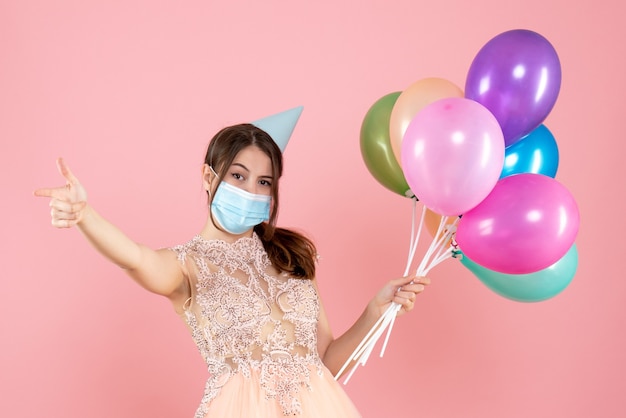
500,124,559,179
459,243,578,302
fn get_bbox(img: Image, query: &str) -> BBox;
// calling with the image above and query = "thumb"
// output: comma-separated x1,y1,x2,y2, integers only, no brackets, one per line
56,157,80,185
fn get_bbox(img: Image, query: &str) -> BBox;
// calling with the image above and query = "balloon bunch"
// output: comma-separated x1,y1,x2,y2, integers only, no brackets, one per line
343,29,580,383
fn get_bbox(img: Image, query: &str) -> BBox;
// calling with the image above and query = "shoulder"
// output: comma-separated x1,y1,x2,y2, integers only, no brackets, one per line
167,237,205,264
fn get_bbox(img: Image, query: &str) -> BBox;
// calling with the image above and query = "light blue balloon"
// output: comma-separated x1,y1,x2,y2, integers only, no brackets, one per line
500,124,559,179
458,243,578,302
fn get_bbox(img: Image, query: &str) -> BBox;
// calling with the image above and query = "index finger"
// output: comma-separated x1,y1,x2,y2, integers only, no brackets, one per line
33,186,67,199
389,275,417,288
414,276,431,285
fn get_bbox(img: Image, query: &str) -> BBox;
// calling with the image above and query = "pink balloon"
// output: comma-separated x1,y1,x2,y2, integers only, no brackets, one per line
455,173,580,274
400,97,504,216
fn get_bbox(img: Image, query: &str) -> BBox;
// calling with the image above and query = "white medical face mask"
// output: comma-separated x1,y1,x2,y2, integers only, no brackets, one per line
210,178,271,235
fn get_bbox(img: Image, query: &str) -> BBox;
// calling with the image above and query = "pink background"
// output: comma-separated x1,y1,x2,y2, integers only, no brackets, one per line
2,1,625,417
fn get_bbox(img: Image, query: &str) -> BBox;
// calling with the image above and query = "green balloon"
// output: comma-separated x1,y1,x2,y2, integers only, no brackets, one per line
459,244,578,302
360,92,413,197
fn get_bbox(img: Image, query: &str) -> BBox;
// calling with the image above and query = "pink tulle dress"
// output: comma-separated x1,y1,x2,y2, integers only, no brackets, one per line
170,234,361,418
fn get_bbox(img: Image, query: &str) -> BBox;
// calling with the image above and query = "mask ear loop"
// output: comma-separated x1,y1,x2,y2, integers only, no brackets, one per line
205,163,225,233
207,165,220,197
206,165,220,200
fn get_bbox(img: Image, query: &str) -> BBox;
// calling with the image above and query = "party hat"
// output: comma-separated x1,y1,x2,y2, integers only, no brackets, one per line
252,106,303,152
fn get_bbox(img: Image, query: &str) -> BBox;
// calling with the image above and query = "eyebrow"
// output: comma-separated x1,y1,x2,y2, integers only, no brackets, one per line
231,162,273,179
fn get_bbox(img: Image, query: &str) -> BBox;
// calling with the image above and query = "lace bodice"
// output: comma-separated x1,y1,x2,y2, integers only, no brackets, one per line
170,234,323,416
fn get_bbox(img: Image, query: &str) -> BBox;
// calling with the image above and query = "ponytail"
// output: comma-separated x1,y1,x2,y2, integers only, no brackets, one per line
254,223,317,280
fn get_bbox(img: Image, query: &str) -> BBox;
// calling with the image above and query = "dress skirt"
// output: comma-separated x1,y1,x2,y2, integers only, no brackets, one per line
202,365,361,418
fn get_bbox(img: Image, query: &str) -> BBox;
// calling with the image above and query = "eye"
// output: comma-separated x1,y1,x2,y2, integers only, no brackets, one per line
259,179,272,187
231,172,244,181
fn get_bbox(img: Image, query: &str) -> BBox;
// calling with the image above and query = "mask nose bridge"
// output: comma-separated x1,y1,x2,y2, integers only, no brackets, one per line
211,165,268,196
248,182,265,196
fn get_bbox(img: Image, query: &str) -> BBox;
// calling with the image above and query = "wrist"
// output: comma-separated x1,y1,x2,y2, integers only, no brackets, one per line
364,299,383,321
76,203,94,227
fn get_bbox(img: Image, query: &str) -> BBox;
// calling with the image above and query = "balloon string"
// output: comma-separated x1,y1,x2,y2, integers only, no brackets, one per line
335,302,397,383
336,207,457,384
425,249,455,273
403,198,424,277
418,216,459,275
379,303,402,356
381,201,426,357
415,215,449,275
380,214,451,357
336,200,423,383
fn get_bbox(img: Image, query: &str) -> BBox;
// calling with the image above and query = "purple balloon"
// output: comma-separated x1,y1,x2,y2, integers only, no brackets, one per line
455,173,579,274
465,29,562,147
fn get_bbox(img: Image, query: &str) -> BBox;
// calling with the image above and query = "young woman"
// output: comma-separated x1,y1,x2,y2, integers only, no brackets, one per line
34,123,429,417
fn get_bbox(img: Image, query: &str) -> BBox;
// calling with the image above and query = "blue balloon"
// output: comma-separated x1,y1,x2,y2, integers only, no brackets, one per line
457,243,578,302
500,124,559,179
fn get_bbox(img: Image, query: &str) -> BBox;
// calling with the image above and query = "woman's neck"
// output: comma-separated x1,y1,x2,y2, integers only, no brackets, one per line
199,217,254,243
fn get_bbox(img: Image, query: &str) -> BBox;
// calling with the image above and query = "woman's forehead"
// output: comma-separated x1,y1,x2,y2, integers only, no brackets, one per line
232,146,273,173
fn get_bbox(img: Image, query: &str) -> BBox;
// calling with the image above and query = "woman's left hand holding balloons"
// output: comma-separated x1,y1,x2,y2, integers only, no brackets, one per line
369,275,431,317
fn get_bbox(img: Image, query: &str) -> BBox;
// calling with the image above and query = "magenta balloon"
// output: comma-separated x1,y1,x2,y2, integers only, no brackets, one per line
465,29,562,147
400,97,504,216
456,173,580,274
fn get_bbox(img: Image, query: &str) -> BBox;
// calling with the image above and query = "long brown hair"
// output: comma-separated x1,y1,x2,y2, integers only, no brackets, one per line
204,123,317,280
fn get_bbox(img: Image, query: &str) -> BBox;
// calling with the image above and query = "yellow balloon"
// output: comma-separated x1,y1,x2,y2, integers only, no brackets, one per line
389,78,464,165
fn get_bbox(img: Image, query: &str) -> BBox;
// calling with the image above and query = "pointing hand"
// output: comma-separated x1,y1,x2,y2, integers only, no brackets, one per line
34,158,88,228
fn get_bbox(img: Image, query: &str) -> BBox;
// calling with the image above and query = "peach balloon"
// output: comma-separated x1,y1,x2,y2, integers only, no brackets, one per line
389,78,464,165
